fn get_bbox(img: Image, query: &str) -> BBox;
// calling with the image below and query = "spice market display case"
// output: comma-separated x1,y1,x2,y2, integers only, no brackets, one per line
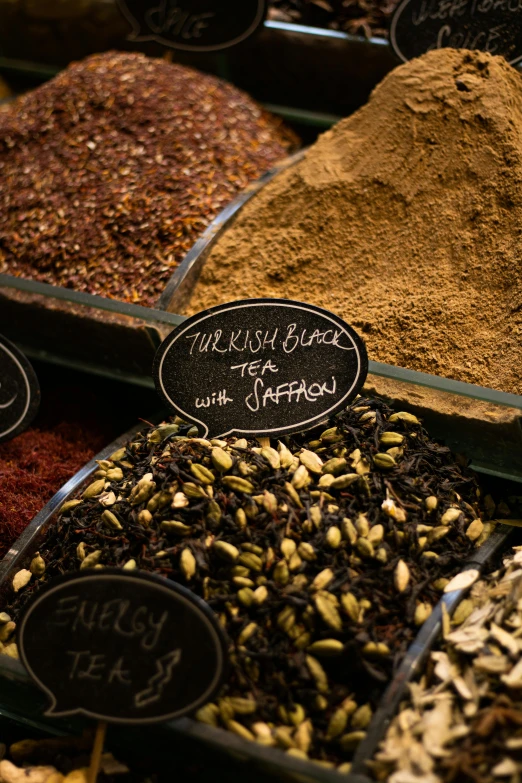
0,413,517,783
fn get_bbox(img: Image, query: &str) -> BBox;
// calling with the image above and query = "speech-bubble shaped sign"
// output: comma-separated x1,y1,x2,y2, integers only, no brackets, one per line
390,0,522,65
18,570,227,724
0,333,40,443
153,299,368,440
117,0,267,52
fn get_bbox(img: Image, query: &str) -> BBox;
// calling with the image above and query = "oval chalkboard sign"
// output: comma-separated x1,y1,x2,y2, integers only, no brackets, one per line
18,570,227,725
117,0,267,52
390,0,522,64
0,334,40,443
153,299,368,440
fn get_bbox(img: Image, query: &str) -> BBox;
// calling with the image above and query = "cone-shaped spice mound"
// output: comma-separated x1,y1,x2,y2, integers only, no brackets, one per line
189,49,522,394
3,399,503,767
0,52,296,306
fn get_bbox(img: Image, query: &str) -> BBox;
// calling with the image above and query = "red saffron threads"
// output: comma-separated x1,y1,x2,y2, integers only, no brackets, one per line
0,383,116,559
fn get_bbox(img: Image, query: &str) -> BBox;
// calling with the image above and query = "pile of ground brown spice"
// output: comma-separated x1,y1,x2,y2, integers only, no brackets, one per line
188,48,522,396
0,52,296,307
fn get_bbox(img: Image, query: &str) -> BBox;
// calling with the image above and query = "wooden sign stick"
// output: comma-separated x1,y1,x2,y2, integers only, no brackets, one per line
88,721,107,783
257,437,270,448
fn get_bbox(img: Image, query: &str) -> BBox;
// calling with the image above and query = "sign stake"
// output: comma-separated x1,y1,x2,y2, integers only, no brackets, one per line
88,721,107,783
257,437,270,448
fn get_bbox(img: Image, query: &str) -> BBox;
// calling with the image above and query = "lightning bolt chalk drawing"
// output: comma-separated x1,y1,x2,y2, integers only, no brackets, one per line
134,649,182,708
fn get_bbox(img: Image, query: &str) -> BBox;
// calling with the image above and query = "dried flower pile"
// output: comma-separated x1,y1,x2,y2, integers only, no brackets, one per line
3,398,499,768
373,546,522,783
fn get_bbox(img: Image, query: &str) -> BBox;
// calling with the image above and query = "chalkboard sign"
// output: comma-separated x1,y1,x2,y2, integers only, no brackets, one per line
18,570,227,724
0,334,40,443
390,0,522,64
117,0,268,52
153,299,368,440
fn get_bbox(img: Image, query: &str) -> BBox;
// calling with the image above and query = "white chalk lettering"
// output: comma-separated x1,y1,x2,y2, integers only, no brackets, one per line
195,389,233,408
282,324,354,354
245,376,337,412
52,596,168,651
145,3,215,40
185,328,279,356
230,359,279,378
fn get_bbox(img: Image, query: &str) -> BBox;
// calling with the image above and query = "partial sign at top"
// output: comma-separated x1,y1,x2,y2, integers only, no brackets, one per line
390,0,522,65
0,334,40,443
117,0,268,52
153,299,368,440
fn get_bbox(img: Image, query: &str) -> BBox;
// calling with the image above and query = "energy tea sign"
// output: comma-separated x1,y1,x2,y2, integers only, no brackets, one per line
390,0,522,64
153,299,368,439
117,0,268,51
18,570,227,724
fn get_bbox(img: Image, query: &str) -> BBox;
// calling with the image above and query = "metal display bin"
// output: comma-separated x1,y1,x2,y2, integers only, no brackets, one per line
0,405,517,782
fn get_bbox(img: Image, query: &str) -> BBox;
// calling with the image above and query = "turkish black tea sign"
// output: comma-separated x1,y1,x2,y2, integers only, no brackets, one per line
0,334,40,443
18,570,227,724
117,0,268,52
153,299,368,440
390,0,522,64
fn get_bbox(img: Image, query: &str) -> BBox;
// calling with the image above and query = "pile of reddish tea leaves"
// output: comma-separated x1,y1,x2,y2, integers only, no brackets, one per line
0,52,296,306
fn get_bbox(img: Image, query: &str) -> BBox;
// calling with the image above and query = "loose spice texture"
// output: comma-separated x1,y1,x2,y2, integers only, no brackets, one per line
372,546,522,783
0,52,296,306
0,381,117,560
4,400,500,767
189,49,522,395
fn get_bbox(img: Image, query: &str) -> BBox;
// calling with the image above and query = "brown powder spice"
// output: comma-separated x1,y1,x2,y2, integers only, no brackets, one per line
188,48,522,396
0,52,295,307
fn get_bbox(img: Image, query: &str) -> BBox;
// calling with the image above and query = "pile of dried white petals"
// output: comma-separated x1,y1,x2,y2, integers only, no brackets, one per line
372,546,522,783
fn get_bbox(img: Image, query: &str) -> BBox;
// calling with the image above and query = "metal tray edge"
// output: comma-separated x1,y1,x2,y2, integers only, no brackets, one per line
350,523,515,774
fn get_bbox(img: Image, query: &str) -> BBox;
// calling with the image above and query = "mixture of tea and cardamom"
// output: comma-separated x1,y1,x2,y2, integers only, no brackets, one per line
1,398,502,769
188,48,522,395
0,52,295,306
372,546,522,783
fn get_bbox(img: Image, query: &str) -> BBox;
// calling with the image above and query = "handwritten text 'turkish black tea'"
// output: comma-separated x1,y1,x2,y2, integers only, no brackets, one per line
153,299,368,440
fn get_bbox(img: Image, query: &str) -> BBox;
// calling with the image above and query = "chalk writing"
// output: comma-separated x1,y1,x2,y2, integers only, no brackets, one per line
52,595,168,651
154,299,368,440
391,0,522,63
19,570,226,724
145,3,215,39
117,0,268,53
245,376,337,412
